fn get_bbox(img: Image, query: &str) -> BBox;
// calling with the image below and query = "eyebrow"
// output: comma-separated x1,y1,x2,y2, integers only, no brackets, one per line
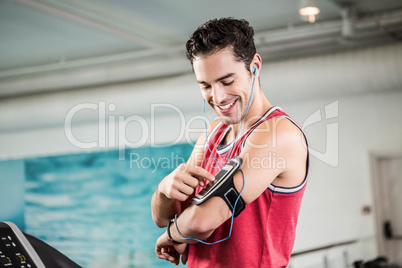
197,73,235,84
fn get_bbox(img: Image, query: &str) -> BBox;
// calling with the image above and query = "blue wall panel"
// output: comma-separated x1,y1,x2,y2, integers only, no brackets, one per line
23,144,192,267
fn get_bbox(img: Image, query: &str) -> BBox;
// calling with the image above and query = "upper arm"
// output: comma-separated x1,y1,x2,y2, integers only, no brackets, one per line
185,117,308,232
233,116,308,204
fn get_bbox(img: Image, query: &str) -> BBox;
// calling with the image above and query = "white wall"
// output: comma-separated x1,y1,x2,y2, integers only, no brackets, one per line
1,43,401,265
286,90,402,265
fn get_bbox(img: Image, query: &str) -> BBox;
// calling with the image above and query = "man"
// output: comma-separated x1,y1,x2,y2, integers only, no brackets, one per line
151,17,309,267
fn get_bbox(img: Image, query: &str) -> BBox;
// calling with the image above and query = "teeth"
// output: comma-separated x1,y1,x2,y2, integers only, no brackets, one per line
219,101,235,110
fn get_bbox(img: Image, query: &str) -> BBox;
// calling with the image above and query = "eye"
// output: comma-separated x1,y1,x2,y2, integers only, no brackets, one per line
201,84,211,90
222,80,234,86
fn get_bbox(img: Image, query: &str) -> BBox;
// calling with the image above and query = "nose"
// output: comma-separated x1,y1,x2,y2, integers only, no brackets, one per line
211,85,227,105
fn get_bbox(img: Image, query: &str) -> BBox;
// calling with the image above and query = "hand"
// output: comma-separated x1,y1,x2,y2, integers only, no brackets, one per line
155,232,188,265
158,163,214,201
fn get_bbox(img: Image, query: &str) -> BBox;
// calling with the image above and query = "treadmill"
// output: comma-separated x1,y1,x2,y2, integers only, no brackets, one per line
0,221,81,268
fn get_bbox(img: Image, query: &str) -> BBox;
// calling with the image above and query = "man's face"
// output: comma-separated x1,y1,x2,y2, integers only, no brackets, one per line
193,49,253,125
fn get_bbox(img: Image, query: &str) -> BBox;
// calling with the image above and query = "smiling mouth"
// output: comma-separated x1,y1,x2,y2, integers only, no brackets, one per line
217,99,237,110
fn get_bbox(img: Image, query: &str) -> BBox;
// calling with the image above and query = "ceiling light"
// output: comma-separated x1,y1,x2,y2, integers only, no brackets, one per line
299,0,320,23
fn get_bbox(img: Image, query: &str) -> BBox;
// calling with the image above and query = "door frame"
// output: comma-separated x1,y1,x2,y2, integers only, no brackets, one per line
370,151,402,262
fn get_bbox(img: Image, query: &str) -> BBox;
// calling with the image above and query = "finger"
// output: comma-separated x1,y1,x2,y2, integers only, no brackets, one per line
159,248,175,262
180,173,200,189
163,180,190,201
156,247,167,260
161,247,170,256
181,245,189,265
184,165,215,182
171,250,180,265
169,188,191,201
155,245,162,256
166,248,179,264
174,164,199,188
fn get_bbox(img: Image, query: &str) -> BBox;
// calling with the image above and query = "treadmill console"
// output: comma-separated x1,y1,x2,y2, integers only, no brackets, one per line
0,222,45,268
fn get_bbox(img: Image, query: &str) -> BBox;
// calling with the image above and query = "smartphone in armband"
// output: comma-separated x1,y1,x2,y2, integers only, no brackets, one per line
191,156,245,217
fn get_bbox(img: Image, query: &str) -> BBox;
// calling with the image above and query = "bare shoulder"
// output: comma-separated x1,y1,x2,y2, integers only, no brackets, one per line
245,116,306,149
244,116,308,187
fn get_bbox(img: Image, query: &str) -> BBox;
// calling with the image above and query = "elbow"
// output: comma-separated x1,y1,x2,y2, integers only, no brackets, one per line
151,205,168,228
154,218,168,229
152,212,169,228
150,192,172,228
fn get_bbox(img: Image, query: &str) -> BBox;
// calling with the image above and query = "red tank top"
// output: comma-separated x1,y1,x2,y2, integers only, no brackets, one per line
187,106,309,268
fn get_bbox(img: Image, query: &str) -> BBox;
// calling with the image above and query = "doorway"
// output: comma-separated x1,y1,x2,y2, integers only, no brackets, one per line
372,154,402,265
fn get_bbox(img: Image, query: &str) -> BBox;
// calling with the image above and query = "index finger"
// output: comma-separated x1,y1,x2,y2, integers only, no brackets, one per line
182,164,214,181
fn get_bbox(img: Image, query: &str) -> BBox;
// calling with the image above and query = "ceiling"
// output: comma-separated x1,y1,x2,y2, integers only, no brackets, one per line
0,0,402,98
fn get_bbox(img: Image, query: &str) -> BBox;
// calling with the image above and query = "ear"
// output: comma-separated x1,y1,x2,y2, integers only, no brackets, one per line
250,53,262,77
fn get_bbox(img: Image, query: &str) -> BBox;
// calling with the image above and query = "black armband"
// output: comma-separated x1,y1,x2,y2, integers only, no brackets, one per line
191,156,246,217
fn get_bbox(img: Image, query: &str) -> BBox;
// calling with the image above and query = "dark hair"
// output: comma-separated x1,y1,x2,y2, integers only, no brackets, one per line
186,17,256,72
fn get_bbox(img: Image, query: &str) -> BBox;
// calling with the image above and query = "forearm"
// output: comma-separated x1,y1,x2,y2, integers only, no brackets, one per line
151,188,181,228
168,198,231,244
168,206,212,244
